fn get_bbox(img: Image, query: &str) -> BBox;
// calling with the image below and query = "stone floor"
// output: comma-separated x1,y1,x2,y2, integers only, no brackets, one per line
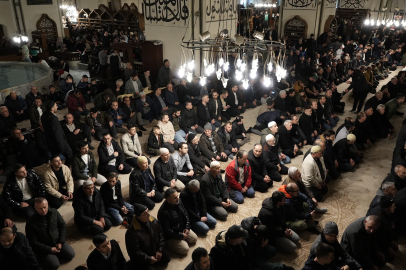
3,67,406,270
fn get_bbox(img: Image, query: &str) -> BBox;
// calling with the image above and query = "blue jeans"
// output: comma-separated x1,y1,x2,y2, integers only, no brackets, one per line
175,130,187,143
329,116,339,127
190,213,217,235
233,186,255,204
279,154,291,165
73,109,89,121
211,121,222,130
106,202,134,226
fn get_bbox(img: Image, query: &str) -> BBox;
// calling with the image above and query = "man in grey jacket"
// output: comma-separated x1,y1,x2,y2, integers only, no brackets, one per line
172,142,195,184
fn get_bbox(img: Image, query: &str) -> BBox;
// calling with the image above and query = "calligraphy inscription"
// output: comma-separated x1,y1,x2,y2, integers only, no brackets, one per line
206,0,237,21
143,0,189,24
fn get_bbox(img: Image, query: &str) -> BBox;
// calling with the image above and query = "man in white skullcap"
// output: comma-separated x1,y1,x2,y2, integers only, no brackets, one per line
153,148,186,192
262,134,288,182
200,161,238,221
260,121,291,164
72,180,112,235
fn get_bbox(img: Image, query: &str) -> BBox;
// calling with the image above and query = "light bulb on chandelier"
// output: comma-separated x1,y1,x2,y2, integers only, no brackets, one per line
216,69,222,80
223,62,230,71
186,72,193,83
235,70,243,81
240,63,246,72
242,78,249,89
221,77,228,88
250,69,257,79
263,76,271,87
178,65,186,78
188,60,195,70
200,76,207,86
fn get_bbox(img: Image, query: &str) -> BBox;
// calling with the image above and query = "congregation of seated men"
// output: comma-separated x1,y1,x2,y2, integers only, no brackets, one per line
2,21,406,270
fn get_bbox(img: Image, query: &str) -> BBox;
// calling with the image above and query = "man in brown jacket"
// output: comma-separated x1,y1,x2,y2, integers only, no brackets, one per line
198,124,228,162
42,155,74,209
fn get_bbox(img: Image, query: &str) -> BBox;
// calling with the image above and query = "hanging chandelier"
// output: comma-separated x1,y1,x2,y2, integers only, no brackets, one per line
178,31,287,89
12,31,28,43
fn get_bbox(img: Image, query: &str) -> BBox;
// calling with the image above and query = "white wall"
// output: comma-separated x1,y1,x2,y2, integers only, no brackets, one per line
0,0,17,38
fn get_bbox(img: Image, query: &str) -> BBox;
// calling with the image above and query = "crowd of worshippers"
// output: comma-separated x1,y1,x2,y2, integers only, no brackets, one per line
3,23,406,269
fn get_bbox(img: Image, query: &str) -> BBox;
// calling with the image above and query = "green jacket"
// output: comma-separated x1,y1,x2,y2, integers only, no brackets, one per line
85,111,113,130
385,98,399,120
25,208,66,255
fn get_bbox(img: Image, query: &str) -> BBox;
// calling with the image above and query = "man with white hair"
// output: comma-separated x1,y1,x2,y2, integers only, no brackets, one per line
0,106,16,137
262,134,288,182
369,181,397,210
371,104,394,138
180,180,217,235
200,161,238,221
135,91,157,122
153,148,185,192
301,146,330,202
334,134,362,172
278,120,302,158
109,79,125,97
274,90,289,116
284,167,316,205
72,180,112,235
381,165,406,191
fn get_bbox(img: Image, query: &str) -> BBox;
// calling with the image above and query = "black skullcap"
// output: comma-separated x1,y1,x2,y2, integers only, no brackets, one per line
133,203,148,216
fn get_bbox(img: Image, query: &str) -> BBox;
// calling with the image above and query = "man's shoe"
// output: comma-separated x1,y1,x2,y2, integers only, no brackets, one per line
246,127,253,133
139,126,147,131
88,144,94,150
297,150,303,155
315,208,328,214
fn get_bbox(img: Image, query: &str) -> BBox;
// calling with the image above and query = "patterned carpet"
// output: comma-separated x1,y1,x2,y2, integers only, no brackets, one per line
3,67,406,269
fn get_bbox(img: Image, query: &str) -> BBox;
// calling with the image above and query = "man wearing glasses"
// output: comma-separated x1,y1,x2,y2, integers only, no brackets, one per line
72,180,112,235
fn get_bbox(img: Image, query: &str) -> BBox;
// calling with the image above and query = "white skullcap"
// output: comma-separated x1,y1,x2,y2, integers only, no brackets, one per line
268,121,277,128
265,134,274,142
210,161,221,168
160,148,169,154
83,180,94,187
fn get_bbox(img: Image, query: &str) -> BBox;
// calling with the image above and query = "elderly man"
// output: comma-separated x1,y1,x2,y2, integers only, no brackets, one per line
130,156,164,210
225,150,255,204
199,125,228,162
248,144,273,192
4,91,28,121
341,216,386,270
262,134,288,182
201,161,238,220
73,180,112,235
158,188,197,255
25,86,42,108
120,124,149,167
310,221,362,270
278,120,301,158
381,165,406,191
109,79,125,97
372,104,394,138
172,142,195,184
334,134,362,172
62,113,93,151
125,203,171,269
365,91,384,110
153,148,185,192
157,112,178,153
283,167,317,206
157,59,172,87
302,145,329,202
274,90,289,115
125,71,142,95
278,183,319,233
41,101,73,166
26,198,75,270
42,155,74,209
180,180,217,235
370,182,397,211
260,121,291,164
0,227,40,270
385,93,406,120
153,87,173,114
29,96,46,129
0,106,16,137
2,164,46,219
135,91,157,123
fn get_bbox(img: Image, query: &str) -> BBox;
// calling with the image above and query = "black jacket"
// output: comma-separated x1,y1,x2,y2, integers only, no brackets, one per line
187,142,207,168
273,95,287,113
25,93,43,108
153,156,178,191
232,119,247,136
100,180,125,211
348,70,369,99
0,232,40,270
41,111,70,153
25,208,66,255
180,187,208,222
125,215,165,265
180,107,198,130
97,140,126,176
381,171,406,191
0,195,12,228
278,124,295,152
29,104,46,129
185,257,215,270
152,94,168,112
71,150,98,180
129,167,157,203
334,138,352,164
209,98,222,120
261,143,280,172
217,125,239,150
227,90,244,109
158,199,190,240
247,149,268,187
2,170,45,208
72,187,109,228
0,114,16,137
197,102,212,127
87,239,127,270
61,119,87,149
147,130,164,150
200,172,230,207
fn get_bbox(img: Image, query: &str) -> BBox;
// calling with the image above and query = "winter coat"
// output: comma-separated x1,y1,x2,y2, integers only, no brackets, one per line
198,132,225,158
2,170,46,208
71,150,98,180
301,154,327,188
72,187,109,228
29,104,46,129
85,111,113,130
261,142,280,172
129,167,157,203
67,93,86,114
197,102,212,127
153,156,178,191
282,176,314,200
348,70,369,99
120,132,143,159
87,239,127,270
273,95,287,113
0,232,39,270
180,108,198,130
157,120,176,142
25,208,66,255
278,185,313,221
217,125,239,150
42,164,74,199
180,187,208,222
381,171,406,191
107,107,127,128
41,111,70,154
385,98,400,119
125,215,165,265
158,199,190,240
225,159,252,191
97,140,126,176
247,149,268,188
201,171,230,207
278,124,295,153
334,138,352,164
187,142,207,168
100,180,125,210
209,98,222,120
147,130,164,151
5,95,28,112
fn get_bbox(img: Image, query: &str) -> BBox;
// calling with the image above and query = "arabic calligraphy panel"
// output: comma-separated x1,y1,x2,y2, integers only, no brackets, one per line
205,0,237,22
143,0,189,26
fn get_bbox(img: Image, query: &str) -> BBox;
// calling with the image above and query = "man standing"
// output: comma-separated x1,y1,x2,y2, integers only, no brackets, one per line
158,188,197,255
200,161,238,221
25,198,75,270
41,101,73,166
226,150,255,204
157,59,172,88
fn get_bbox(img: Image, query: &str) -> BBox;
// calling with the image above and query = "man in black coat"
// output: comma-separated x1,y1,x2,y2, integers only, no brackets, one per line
158,188,197,255
72,180,112,235
153,148,185,192
273,90,289,116
197,95,221,130
0,195,14,231
217,122,239,159
125,203,170,269
180,180,217,235
346,68,369,113
227,83,245,117
299,106,317,144
381,165,406,191
187,133,211,174
41,101,73,166
262,134,288,182
184,247,215,270
26,198,75,270
209,91,227,123
130,156,164,210
248,144,273,193
0,106,17,137
2,165,45,219
181,101,204,134
334,135,362,172
0,227,40,270
244,79,261,109
278,120,301,158
87,234,127,270
61,113,93,151
97,133,132,176
25,86,43,108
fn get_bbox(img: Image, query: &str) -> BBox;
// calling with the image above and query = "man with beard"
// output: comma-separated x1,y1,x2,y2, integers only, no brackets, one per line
184,247,214,270
346,68,369,113
248,144,273,192
299,105,317,144
381,165,406,191
62,113,93,151
262,134,288,182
